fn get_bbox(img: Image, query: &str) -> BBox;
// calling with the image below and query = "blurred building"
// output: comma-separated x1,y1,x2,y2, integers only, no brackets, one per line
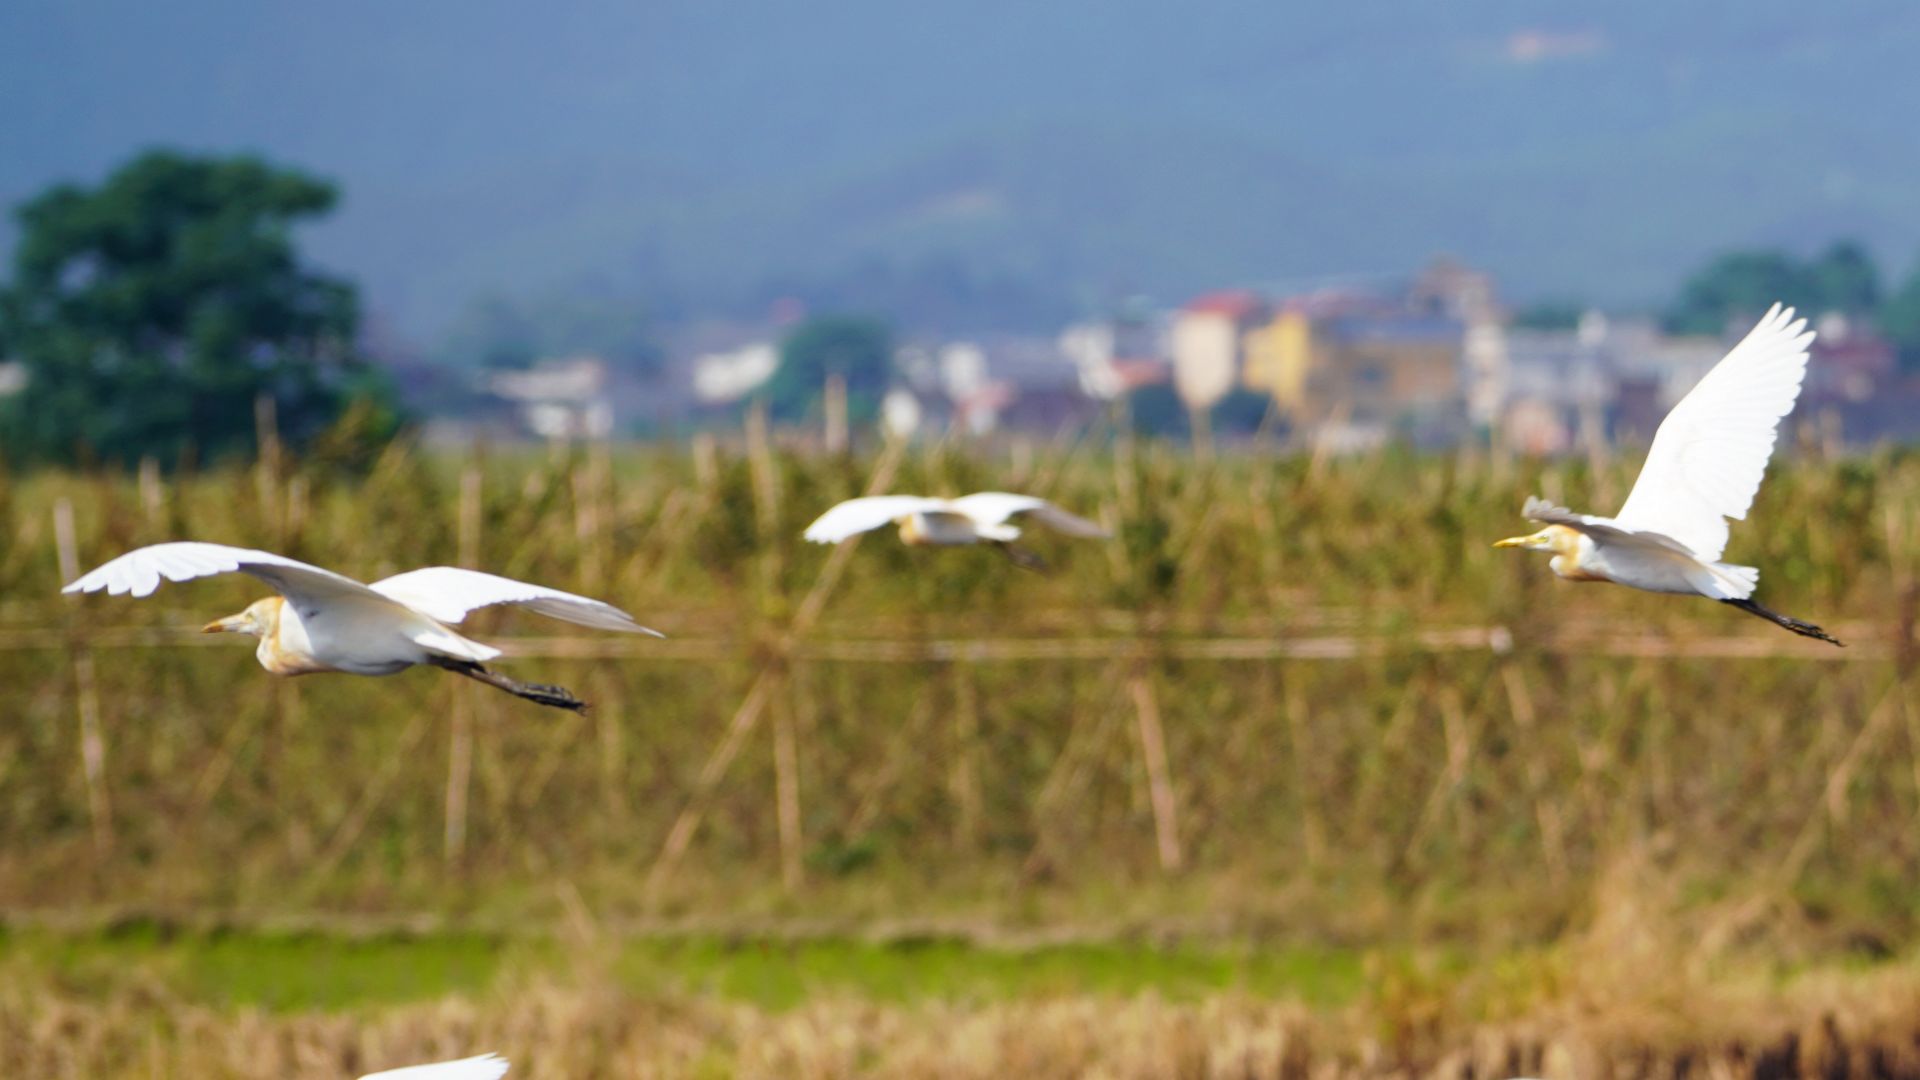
692,342,778,404
1805,312,1896,405
1171,291,1266,410
487,355,614,439
1284,314,1467,445
1060,312,1168,401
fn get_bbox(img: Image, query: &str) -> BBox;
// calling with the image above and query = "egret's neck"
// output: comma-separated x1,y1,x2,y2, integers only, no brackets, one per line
254,598,324,675
1546,531,1606,583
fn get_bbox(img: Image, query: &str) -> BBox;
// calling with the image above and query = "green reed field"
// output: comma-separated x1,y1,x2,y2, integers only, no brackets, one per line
4,429,1920,1076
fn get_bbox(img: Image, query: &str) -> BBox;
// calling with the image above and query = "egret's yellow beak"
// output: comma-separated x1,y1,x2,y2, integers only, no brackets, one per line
1492,535,1529,549
202,613,248,634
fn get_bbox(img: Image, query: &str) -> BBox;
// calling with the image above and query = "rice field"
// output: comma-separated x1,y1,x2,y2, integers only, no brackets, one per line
2,425,1919,1075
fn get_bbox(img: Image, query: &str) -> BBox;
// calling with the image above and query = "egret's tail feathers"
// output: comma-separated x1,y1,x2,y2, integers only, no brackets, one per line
414,627,501,662
428,656,588,710
1711,562,1760,600
1719,597,1844,647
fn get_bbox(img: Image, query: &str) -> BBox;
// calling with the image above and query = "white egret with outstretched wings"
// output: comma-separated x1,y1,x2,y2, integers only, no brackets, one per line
64,543,661,708
804,492,1108,570
1494,304,1839,644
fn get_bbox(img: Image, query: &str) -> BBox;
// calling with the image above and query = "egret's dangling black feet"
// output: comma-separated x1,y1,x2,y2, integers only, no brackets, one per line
428,656,590,710
994,542,1049,574
1720,597,1844,647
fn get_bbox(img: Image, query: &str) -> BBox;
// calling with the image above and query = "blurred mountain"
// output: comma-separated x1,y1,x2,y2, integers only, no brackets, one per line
4,0,1918,339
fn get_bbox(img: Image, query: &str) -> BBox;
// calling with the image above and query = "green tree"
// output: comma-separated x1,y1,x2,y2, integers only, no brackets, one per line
1881,259,1920,373
762,315,893,422
0,150,394,465
1663,250,1811,334
1511,300,1584,331
1806,240,1881,314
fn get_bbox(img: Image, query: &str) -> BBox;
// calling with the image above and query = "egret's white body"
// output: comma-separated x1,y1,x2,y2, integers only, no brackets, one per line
64,542,662,708
358,1054,509,1080
1495,304,1840,645
804,493,1107,547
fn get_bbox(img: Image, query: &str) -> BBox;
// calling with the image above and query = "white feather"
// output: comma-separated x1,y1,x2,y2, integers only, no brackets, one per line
369,567,662,636
357,1053,510,1080
62,541,381,607
802,496,951,542
1613,303,1814,562
949,492,1109,538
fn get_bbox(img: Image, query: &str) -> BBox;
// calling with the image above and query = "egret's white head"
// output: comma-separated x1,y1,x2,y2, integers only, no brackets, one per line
202,596,282,638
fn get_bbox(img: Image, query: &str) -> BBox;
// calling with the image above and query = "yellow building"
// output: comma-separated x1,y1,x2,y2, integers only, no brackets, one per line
1243,309,1465,438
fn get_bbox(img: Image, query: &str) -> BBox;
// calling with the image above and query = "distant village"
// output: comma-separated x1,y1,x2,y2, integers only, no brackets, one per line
429,257,1920,451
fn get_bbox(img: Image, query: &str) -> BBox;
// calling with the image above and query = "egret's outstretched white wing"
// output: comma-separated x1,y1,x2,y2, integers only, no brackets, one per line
1613,304,1813,561
369,568,662,636
950,492,1109,538
802,496,950,543
62,542,384,608
357,1053,509,1080
1522,497,1695,556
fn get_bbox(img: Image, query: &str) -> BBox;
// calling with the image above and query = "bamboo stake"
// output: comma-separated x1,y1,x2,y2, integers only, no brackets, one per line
254,393,282,541
949,663,983,852
444,461,482,866
1127,669,1183,871
137,456,165,529
823,372,848,453
54,498,112,856
1501,664,1570,886
306,710,434,891
772,691,804,890
1284,677,1326,869
646,437,908,894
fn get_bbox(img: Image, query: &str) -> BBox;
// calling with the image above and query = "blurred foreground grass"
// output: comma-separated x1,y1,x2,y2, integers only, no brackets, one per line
9,919,1920,1078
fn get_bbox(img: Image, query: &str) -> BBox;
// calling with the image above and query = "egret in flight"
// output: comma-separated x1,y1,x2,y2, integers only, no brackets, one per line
1495,304,1841,645
803,492,1108,569
360,1055,509,1080
64,543,661,709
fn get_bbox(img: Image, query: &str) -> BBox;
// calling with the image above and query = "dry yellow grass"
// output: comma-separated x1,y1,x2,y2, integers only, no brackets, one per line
13,961,1920,1080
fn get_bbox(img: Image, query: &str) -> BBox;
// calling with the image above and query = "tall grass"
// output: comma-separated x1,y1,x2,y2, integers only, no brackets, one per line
0,430,1915,953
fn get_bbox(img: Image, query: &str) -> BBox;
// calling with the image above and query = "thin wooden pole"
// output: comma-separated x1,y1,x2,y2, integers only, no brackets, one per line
772,691,804,890
1127,669,1183,871
823,372,848,453
54,498,112,856
950,663,983,852
646,437,908,895
444,461,482,866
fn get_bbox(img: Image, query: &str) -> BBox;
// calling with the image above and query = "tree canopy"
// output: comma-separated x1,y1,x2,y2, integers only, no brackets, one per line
1663,241,1883,335
0,150,395,465
761,315,894,422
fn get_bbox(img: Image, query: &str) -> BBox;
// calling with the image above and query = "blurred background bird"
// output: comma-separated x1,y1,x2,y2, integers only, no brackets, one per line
64,542,662,709
358,1054,508,1080
803,492,1109,570
1495,304,1841,645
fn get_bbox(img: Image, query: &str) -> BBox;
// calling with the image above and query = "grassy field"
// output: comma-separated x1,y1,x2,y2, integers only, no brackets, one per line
3,428,1919,1074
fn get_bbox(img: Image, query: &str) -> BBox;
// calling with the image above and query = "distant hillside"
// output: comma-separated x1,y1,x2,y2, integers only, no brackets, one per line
4,0,1919,338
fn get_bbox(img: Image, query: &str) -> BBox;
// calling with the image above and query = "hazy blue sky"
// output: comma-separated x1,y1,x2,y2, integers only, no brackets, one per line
6,1,1919,339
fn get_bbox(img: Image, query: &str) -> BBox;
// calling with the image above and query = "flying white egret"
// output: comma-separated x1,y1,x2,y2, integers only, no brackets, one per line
802,492,1109,569
63,542,662,709
1495,303,1841,645
358,1054,509,1080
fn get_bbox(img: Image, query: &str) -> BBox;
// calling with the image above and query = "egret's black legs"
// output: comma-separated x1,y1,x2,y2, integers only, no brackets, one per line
993,542,1049,574
428,656,589,711
1720,597,1845,647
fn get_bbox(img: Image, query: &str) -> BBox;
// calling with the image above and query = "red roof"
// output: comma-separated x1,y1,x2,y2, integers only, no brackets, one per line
1182,290,1264,319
